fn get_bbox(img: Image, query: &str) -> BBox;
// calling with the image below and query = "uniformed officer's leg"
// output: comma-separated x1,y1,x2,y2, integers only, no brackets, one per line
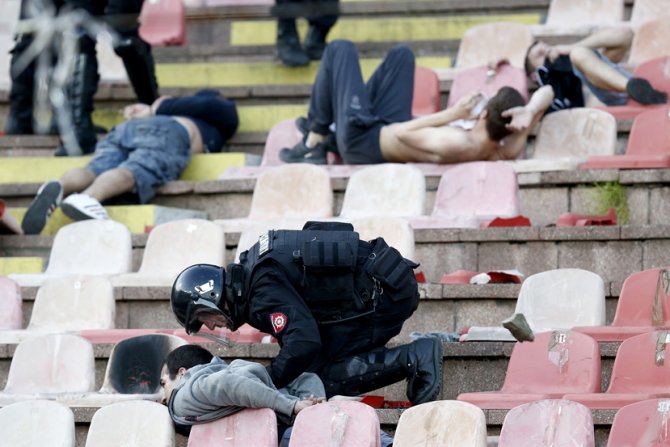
304,0,339,60
275,0,309,67
106,0,159,105
319,338,443,405
366,44,415,123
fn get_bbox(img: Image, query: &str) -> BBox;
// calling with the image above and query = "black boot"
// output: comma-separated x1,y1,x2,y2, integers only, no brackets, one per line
5,37,35,135
303,25,330,61
320,337,443,405
276,19,309,67
58,53,99,155
114,36,159,105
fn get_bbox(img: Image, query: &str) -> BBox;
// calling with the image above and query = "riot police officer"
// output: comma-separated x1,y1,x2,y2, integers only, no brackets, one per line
171,221,443,405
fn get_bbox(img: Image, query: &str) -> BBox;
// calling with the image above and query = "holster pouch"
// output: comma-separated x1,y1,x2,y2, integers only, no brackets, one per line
366,238,419,301
301,239,357,308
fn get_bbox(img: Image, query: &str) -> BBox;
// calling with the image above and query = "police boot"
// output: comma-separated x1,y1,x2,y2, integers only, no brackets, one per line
276,19,309,67
59,53,99,156
5,38,35,135
303,25,330,60
321,337,443,405
114,36,159,105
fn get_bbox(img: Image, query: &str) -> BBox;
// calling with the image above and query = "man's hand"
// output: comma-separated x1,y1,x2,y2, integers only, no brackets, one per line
453,91,487,119
123,103,152,120
502,106,533,133
547,44,573,62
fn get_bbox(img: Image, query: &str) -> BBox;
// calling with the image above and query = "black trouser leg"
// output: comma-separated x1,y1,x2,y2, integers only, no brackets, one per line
5,35,36,134
65,50,99,155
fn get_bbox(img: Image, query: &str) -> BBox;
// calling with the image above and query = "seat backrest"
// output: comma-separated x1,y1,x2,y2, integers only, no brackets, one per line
630,56,670,106
0,400,75,447
100,334,187,394
261,118,303,167
394,400,488,447
447,64,529,108
412,66,441,117
45,220,132,276
138,219,226,276
499,399,595,447
28,275,115,331
630,0,670,26
248,164,333,219
187,408,277,447
138,0,185,47
456,22,533,69
501,331,601,394
351,217,416,261
0,276,22,330
629,19,670,66
432,162,520,221
533,108,617,159
611,267,670,326
339,164,426,218
289,400,380,447
85,401,175,447
515,268,606,332
4,333,95,394
608,398,670,446
607,331,670,393
625,106,670,156
545,0,623,27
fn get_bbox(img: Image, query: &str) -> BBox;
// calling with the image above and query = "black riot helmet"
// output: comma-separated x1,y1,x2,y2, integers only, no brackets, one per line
171,264,232,334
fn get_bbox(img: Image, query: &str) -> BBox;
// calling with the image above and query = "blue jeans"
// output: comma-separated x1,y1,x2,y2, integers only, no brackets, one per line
87,116,191,203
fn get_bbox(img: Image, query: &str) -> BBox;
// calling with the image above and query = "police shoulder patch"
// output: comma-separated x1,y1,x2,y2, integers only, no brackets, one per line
270,312,287,334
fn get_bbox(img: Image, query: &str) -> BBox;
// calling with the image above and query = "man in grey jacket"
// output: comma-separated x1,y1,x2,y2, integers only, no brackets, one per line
160,344,324,428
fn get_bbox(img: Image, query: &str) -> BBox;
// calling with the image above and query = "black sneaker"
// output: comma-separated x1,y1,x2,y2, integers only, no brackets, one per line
304,25,329,60
21,180,63,235
295,117,338,153
279,140,327,164
627,77,668,105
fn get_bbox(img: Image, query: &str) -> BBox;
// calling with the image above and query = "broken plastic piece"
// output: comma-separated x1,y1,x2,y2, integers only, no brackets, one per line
481,215,532,228
556,208,617,227
502,313,535,342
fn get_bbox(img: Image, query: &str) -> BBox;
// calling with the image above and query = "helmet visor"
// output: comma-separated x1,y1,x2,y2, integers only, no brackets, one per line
184,298,233,334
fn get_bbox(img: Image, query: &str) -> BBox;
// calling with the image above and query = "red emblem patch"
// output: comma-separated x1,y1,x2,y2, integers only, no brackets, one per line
270,313,287,334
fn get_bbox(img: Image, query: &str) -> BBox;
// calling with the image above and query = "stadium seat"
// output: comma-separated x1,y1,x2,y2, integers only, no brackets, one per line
581,106,670,169
411,162,520,229
217,164,333,234
509,108,617,173
339,164,426,219
0,400,76,447
351,217,416,261
447,64,529,108
394,400,488,447
564,331,670,409
188,408,278,447
455,22,533,70
630,0,670,27
532,0,623,35
598,56,670,120
112,219,226,287
138,0,186,47
628,19,670,67
607,399,670,446
412,66,441,117
260,118,303,167
9,220,133,287
498,399,595,447
85,401,175,447
289,400,380,447
0,276,22,329
458,331,601,409
575,268,670,341
0,334,95,405
464,268,606,341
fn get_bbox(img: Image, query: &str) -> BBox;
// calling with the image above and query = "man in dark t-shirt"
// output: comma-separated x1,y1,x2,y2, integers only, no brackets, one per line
20,90,238,235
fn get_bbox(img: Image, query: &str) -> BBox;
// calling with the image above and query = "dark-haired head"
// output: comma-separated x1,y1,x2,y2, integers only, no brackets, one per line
164,344,213,380
484,87,526,141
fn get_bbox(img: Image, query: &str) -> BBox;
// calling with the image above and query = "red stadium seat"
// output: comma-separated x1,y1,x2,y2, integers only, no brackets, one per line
447,64,529,108
412,66,441,117
188,408,278,447
139,0,186,47
607,399,670,446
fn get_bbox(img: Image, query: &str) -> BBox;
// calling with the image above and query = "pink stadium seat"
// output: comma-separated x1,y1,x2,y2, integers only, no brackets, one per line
498,399,595,447
411,162,520,229
607,399,670,446
458,331,601,409
575,268,670,342
598,56,670,120
0,276,22,329
261,118,303,167
556,208,617,227
412,66,441,117
564,331,670,409
545,0,623,29
289,400,380,447
139,0,185,47
173,323,275,344
630,0,670,26
79,329,175,345
581,106,670,169
628,20,670,67
447,64,529,108
455,22,533,70
188,408,278,447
